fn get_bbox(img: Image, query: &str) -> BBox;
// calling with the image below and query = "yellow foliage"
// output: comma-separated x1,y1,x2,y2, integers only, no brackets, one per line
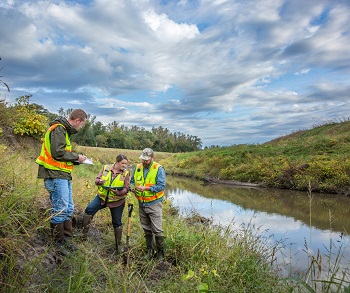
0,143,7,152
13,95,48,137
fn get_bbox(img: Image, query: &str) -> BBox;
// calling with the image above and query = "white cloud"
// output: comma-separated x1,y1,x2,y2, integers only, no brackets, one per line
294,69,310,75
143,9,199,41
0,0,349,147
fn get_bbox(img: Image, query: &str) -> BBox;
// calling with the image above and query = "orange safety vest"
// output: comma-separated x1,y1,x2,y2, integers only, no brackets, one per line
35,123,74,173
133,162,164,202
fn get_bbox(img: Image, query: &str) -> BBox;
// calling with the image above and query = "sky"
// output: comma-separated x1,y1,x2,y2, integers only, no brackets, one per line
0,0,349,147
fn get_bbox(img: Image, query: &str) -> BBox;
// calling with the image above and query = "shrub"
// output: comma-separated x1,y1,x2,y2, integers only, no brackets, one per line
13,95,48,137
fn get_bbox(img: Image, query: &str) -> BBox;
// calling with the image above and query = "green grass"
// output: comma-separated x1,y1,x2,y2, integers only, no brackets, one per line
1,120,350,292
163,120,350,195
0,143,290,293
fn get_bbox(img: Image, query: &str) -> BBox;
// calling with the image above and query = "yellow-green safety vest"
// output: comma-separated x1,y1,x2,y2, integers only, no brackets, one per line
35,123,74,173
133,162,164,203
97,164,129,202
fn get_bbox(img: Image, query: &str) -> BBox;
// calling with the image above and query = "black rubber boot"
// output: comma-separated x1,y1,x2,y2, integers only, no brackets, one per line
82,214,92,240
155,236,165,261
144,234,154,260
114,226,124,254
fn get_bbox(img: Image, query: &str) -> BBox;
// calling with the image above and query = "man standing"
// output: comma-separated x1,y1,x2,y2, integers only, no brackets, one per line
131,148,166,260
36,109,87,254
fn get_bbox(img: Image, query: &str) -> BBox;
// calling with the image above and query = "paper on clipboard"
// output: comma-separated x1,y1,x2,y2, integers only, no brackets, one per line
79,157,94,165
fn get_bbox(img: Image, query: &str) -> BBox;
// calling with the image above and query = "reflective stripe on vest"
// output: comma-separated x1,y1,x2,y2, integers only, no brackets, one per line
35,124,73,173
98,164,129,202
133,162,164,202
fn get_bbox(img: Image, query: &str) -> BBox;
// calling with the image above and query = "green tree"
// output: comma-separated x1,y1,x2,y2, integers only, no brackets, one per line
72,119,96,146
106,121,125,148
58,107,74,118
0,99,15,128
92,121,106,136
152,126,172,151
96,134,108,147
92,121,107,147
31,103,58,122
47,107,203,152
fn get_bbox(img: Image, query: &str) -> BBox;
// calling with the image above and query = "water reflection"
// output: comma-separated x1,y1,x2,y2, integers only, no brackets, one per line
166,175,350,277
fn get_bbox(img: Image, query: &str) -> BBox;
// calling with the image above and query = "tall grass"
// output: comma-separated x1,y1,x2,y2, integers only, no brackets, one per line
0,146,48,292
283,184,350,293
1,143,349,292
0,144,290,292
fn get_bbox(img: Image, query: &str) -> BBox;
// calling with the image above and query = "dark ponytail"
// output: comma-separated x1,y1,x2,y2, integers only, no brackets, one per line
116,154,128,162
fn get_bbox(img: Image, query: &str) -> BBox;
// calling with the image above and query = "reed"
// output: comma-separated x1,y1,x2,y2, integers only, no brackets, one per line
284,185,350,292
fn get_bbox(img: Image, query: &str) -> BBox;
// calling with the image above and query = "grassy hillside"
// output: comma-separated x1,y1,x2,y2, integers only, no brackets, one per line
162,120,350,195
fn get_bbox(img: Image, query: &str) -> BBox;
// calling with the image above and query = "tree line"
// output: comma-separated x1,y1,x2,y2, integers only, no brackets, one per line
0,95,202,152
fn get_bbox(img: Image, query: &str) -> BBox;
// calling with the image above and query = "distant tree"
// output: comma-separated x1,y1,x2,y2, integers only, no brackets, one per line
0,99,16,129
92,121,106,136
130,129,154,150
58,107,75,118
28,106,204,152
106,121,125,148
152,126,171,151
204,145,220,149
96,134,108,147
31,103,58,122
71,119,96,146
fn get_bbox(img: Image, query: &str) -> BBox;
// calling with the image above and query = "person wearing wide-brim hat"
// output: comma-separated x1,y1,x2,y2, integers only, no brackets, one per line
130,148,166,261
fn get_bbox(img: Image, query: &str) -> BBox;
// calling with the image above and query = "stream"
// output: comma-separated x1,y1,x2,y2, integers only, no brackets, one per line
165,175,350,281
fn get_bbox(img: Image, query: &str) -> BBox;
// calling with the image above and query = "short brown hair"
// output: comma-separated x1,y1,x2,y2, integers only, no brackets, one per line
69,109,87,121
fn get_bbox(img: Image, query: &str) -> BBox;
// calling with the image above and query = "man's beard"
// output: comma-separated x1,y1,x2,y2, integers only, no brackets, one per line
142,162,151,168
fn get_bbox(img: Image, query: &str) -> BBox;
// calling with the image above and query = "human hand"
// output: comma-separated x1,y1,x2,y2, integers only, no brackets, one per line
95,179,105,186
136,186,148,192
78,154,87,163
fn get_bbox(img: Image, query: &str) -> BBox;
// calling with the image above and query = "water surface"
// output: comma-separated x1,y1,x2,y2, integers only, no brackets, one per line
165,175,350,278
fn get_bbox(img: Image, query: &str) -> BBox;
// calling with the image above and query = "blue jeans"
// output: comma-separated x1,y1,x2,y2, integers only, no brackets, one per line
85,195,125,227
44,178,73,224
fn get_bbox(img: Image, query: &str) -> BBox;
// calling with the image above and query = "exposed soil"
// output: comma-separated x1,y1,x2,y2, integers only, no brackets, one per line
202,177,266,188
9,195,177,291
0,131,178,291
